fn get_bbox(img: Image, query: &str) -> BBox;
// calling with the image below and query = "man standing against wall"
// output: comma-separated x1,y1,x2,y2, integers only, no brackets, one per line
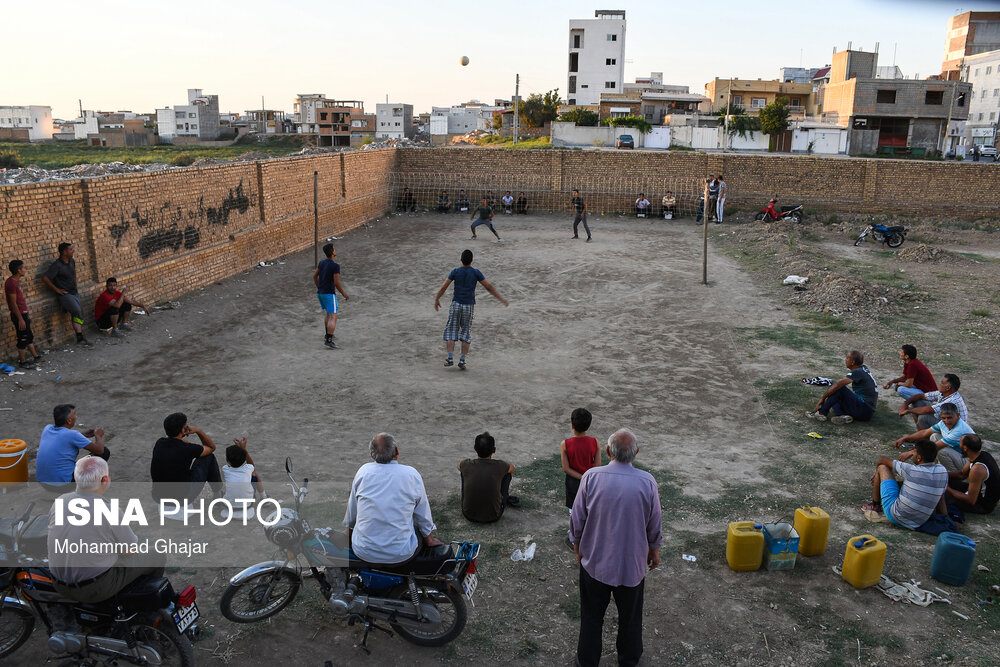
42,242,92,347
569,428,662,667
5,260,42,368
314,244,350,349
715,174,727,223
571,189,591,241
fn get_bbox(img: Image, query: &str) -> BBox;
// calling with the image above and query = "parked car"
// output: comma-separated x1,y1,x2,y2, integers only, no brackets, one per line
979,145,997,161
616,134,634,149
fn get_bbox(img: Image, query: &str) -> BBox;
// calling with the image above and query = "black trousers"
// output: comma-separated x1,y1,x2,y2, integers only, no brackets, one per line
577,567,644,667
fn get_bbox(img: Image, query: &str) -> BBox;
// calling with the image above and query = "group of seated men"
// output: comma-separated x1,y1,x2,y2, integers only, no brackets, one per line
805,345,997,531
634,192,676,218
404,189,529,215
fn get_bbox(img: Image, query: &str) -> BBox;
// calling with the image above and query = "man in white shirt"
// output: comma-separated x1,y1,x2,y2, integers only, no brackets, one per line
501,191,514,214
634,194,651,217
344,433,442,565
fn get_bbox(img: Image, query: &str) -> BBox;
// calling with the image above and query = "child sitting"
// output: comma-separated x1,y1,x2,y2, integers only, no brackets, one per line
222,438,265,515
560,408,601,511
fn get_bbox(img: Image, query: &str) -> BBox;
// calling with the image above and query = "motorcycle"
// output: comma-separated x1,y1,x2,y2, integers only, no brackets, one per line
0,503,199,665
754,197,804,223
219,458,480,652
854,222,909,248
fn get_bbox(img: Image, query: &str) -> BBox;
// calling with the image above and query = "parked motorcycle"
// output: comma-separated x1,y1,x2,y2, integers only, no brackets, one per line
854,222,909,248
219,459,480,652
0,504,199,665
754,197,804,223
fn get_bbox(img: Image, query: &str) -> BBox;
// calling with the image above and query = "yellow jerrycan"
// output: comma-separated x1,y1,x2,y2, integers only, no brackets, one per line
841,535,886,589
793,506,830,557
726,521,764,572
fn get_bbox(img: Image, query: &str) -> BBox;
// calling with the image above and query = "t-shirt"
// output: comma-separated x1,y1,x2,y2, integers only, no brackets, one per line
662,195,676,206
222,463,256,503
476,205,493,220
48,491,139,583
94,290,121,320
502,195,514,205
708,181,720,197
150,436,205,501
459,458,509,523
903,359,937,393
847,365,878,408
45,258,78,295
636,198,650,208
972,451,1000,511
931,418,975,450
4,277,27,314
564,436,599,476
448,266,485,305
316,259,340,294
572,196,585,213
889,460,948,529
36,425,92,484
924,390,969,424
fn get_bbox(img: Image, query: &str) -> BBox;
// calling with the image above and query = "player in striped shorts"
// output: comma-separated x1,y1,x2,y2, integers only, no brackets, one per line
434,249,508,370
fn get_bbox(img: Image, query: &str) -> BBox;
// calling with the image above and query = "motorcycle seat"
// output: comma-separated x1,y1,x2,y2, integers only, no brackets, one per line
780,205,801,212
886,225,906,232
352,544,457,576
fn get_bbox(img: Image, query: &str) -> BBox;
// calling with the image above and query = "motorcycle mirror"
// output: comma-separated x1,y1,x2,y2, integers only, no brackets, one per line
285,457,292,474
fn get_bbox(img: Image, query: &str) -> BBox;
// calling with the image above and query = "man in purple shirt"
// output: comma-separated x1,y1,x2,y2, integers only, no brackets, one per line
569,428,662,667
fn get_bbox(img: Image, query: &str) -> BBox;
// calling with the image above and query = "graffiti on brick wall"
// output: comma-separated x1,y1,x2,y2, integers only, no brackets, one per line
108,180,254,259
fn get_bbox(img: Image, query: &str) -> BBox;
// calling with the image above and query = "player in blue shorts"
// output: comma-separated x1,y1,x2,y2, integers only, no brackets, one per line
470,198,502,242
313,244,350,349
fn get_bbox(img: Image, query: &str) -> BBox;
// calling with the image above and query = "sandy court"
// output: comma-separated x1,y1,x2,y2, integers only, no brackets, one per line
3,211,781,501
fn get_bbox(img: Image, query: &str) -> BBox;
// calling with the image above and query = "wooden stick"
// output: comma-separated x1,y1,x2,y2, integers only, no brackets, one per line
763,632,771,660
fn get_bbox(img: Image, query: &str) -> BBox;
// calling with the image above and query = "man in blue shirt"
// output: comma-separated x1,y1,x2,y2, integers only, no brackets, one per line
313,243,350,349
36,404,108,489
433,249,508,370
806,350,878,425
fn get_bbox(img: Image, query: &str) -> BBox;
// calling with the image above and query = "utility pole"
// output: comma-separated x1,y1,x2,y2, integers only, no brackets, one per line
702,178,709,285
514,73,520,145
722,77,732,151
941,63,966,156
313,171,319,267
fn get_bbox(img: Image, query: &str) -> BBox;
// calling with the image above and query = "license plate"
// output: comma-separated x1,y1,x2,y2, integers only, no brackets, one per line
172,603,199,633
461,573,478,600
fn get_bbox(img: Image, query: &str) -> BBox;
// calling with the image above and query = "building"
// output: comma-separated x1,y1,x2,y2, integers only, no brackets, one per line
963,49,1000,148
0,105,54,142
313,100,366,147
703,79,815,117
942,11,1000,77
86,114,156,147
156,89,221,142
567,9,627,106
598,92,640,121
821,48,971,155
376,103,414,139
623,75,707,124
245,109,286,135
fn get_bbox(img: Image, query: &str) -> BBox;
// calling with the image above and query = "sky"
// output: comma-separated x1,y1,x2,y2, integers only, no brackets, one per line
4,0,1000,120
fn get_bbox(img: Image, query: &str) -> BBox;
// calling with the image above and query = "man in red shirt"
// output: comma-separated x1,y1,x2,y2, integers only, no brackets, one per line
883,344,936,401
5,260,41,368
94,277,148,337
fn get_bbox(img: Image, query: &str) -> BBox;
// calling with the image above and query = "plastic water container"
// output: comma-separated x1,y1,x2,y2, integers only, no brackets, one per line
930,532,976,586
0,440,28,487
841,535,886,589
762,523,800,570
726,522,764,572
794,506,830,557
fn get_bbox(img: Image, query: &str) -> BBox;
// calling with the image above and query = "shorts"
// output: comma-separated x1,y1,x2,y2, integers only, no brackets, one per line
58,293,83,318
471,218,495,231
880,479,902,526
10,313,33,349
317,292,338,314
443,302,474,343
96,302,131,329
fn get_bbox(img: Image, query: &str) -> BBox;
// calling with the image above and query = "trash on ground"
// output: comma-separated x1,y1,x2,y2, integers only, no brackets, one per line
511,542,536,562
806,432,823,439
682,554,697,562
977,564,990,572
782,275,809,285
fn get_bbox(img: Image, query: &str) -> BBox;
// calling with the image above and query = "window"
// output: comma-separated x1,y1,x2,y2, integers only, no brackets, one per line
573,34,581,48
975,68,981,76
979,113,985,121
176,124,183,130
732,95,742,106
606,34,616,41
751,97,766,108
189,113,197,118
982,90,987,99
569,53,578,73
605,81,616,89
992,112,997,121
995,89,999,97
876,89,896,104
788,98,801,107
606,58,616,65
190,124,197,129
568,75,577,94
320,113,327,121
581,84,588,88
924,90,944,105
988,66,993,75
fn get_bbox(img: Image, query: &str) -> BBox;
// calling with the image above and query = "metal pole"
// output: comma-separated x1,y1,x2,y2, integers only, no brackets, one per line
514,74,519,145
723,77,731,151
313,170,319,267
942,78,957,157
702,179,709,285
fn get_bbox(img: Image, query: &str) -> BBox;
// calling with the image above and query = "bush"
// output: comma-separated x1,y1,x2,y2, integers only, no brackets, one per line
0,150,21,168
171,153,195,167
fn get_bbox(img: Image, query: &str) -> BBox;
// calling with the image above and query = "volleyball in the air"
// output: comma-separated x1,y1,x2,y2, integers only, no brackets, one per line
460,56,470,66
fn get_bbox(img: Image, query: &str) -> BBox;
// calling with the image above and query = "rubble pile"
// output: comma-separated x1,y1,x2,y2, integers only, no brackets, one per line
360,137,422,151
450,130,489,145
894,243,963,264
787,273,925,320
1,161,171,185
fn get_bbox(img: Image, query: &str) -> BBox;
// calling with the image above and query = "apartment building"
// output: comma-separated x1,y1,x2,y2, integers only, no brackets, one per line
245,109,286,135
376,103,414,139
963,49,1000,148
314,100,366,147
156,89,221,142
704,79,815,117
942,11,1000,77
567,9,626,106
0,105,54,141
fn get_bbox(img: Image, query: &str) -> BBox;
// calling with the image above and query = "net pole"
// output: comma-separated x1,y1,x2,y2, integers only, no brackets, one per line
702,179,709,285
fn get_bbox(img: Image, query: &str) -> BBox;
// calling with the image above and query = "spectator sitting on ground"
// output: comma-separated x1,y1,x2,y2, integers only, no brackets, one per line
515,192,528,214
865,439,948,529
883,344,937,400
661,192,676,219
894,403,974,473
150,412,223,504
806,350,878,425
437,191,451,213
501,191,514,214
945,434,1000,516
458,431,518,523
36,403,109,490
397,187,416,212
455,190,471,212
634,193,651,217
223,438,265,503
898,373,969,429
94,277,147,337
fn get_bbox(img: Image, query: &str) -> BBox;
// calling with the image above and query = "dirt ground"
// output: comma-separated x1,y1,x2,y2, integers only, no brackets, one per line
3,207,1000,665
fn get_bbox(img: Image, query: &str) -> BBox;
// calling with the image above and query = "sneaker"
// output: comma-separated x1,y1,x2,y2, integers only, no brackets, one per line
496,238,503,243
861,501,881,513
18,361,34,369
110,328,126,338
458,359,466,370
586,237,592,242
565,536,575,552
77,338,93,347
505,495,521,508
118,322,134,331
831,415,854,425
324,340,338,349
469,235,477,240
805,411,827,422
32,356,42,362
572,235,579,239
444,357,454,367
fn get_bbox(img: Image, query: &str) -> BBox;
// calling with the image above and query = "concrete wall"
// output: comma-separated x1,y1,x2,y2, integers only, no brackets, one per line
550,122,644,147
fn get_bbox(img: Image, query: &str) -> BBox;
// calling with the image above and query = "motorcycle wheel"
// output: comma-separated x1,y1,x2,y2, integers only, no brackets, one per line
219,570,301,623
886,234,905,248
853,235,866,246
753,212,765,221
788,213,802,223
0,601,34,659
388,584,468,647
129,613,195,667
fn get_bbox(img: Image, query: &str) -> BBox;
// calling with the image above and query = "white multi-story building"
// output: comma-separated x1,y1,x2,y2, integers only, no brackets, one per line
0,106,54,141
963,50,1000,148
375,103,414,139
156,89,220,142
430,103,502,134
295,94,330,133
567,9,626,106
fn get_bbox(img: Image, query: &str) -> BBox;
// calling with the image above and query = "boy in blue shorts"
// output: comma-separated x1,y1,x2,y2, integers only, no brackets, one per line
470,198,502,242
866,439,948,529
313,244,350,349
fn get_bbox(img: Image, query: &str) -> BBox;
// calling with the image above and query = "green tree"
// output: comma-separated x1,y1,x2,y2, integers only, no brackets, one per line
519,89,561,128
600,116,653,134
558,108,599,126
758,97,791,149
491,113,503,131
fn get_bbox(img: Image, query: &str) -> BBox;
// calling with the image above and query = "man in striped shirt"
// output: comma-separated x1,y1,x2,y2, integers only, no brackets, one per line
868,440,948,529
